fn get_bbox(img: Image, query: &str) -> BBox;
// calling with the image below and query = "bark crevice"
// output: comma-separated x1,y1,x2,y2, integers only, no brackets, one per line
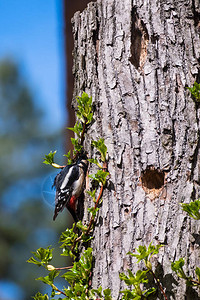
129,7,149,70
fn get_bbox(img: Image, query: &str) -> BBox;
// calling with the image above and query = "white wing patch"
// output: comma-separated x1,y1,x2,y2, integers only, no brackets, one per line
60,166,73,190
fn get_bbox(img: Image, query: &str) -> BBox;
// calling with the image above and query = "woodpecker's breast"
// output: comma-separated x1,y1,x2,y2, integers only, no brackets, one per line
71,168,85,197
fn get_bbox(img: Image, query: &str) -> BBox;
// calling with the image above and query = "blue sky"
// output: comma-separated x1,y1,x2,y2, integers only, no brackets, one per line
0,0,65,130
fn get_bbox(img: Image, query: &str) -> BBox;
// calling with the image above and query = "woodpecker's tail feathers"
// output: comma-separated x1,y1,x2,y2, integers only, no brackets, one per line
53,189,72,221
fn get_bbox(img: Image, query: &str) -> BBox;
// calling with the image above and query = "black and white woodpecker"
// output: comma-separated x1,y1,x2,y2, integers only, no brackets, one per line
52,154,88,221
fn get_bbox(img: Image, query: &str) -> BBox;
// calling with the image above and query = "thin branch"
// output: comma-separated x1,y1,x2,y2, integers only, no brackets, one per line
71,184,104,249
78,161,107,237
55,266,72,270
51,163,66,169
72,121,87,161
190,279,200,285
53,286,67,296
57,289,66,296
85,184,104,235
80,121,86,145
149,269,168,300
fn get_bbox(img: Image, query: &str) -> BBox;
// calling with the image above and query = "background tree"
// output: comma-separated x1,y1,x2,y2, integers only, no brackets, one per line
71,0,200,299
0,59,67,299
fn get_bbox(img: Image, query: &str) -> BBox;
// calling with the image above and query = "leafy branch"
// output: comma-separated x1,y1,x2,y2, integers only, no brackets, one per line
171,258,200,287
119,269,155,299
43,151,65,169
27,246,53,268
30,93,112,299
43,92,93,168
68,92,93,159
27,247,66,298
28,247,94,299
122,243,167,300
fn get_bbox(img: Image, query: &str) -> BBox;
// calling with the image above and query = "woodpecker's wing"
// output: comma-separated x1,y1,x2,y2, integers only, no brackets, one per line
52,165,70,190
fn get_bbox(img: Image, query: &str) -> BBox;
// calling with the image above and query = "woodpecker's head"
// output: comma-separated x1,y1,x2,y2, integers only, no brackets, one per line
77,153,88,175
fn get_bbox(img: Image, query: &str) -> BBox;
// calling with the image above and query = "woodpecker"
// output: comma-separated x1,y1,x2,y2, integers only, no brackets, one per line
52,154,88,221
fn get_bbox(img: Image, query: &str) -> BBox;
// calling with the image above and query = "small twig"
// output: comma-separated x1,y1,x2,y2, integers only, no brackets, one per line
73,234,82,245
52,163,66,169
80,161,107,236
55,266,72,270
53,285,67,296
149,269,168,300
57,289,66,296
72,121,87,161
71,185,104,249
80,122,86,145
190,279,200,285
85,184,104,235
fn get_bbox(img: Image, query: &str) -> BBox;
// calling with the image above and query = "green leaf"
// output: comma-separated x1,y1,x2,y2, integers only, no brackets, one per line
128,243,163,267
63,227,77,244
187,82,200,102
63,150,73,165
59,225,78,246
71,137,83,152
88,158,102,168
87,189,96,202
62,248,93,288
120,268,155,300
50,289,56,298
32,292,49,300
195,267,200,282
144,287,156,297
171,258,187,279
27,246,53,267
120,288,140,299
181,199,200,220
91,138,107,162
119,270,148,286
81,233,94,243
43,150,57,165
89,169,109,186
91,286,103,297
36,270,60,286
67,122,83,138
76,221,88,232
103,288,112,300
88,206,100,217
79,247,93,272
76,92,93,124
59,225,79,258
27,257,42,267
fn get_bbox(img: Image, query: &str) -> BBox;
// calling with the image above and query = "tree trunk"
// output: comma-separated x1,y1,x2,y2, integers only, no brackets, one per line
72,0,200,298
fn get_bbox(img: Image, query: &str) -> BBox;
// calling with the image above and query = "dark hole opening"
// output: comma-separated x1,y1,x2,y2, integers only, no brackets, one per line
141,168,164,190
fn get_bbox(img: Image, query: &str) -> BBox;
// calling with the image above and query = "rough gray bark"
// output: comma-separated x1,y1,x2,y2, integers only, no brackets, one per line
72,0,200,299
